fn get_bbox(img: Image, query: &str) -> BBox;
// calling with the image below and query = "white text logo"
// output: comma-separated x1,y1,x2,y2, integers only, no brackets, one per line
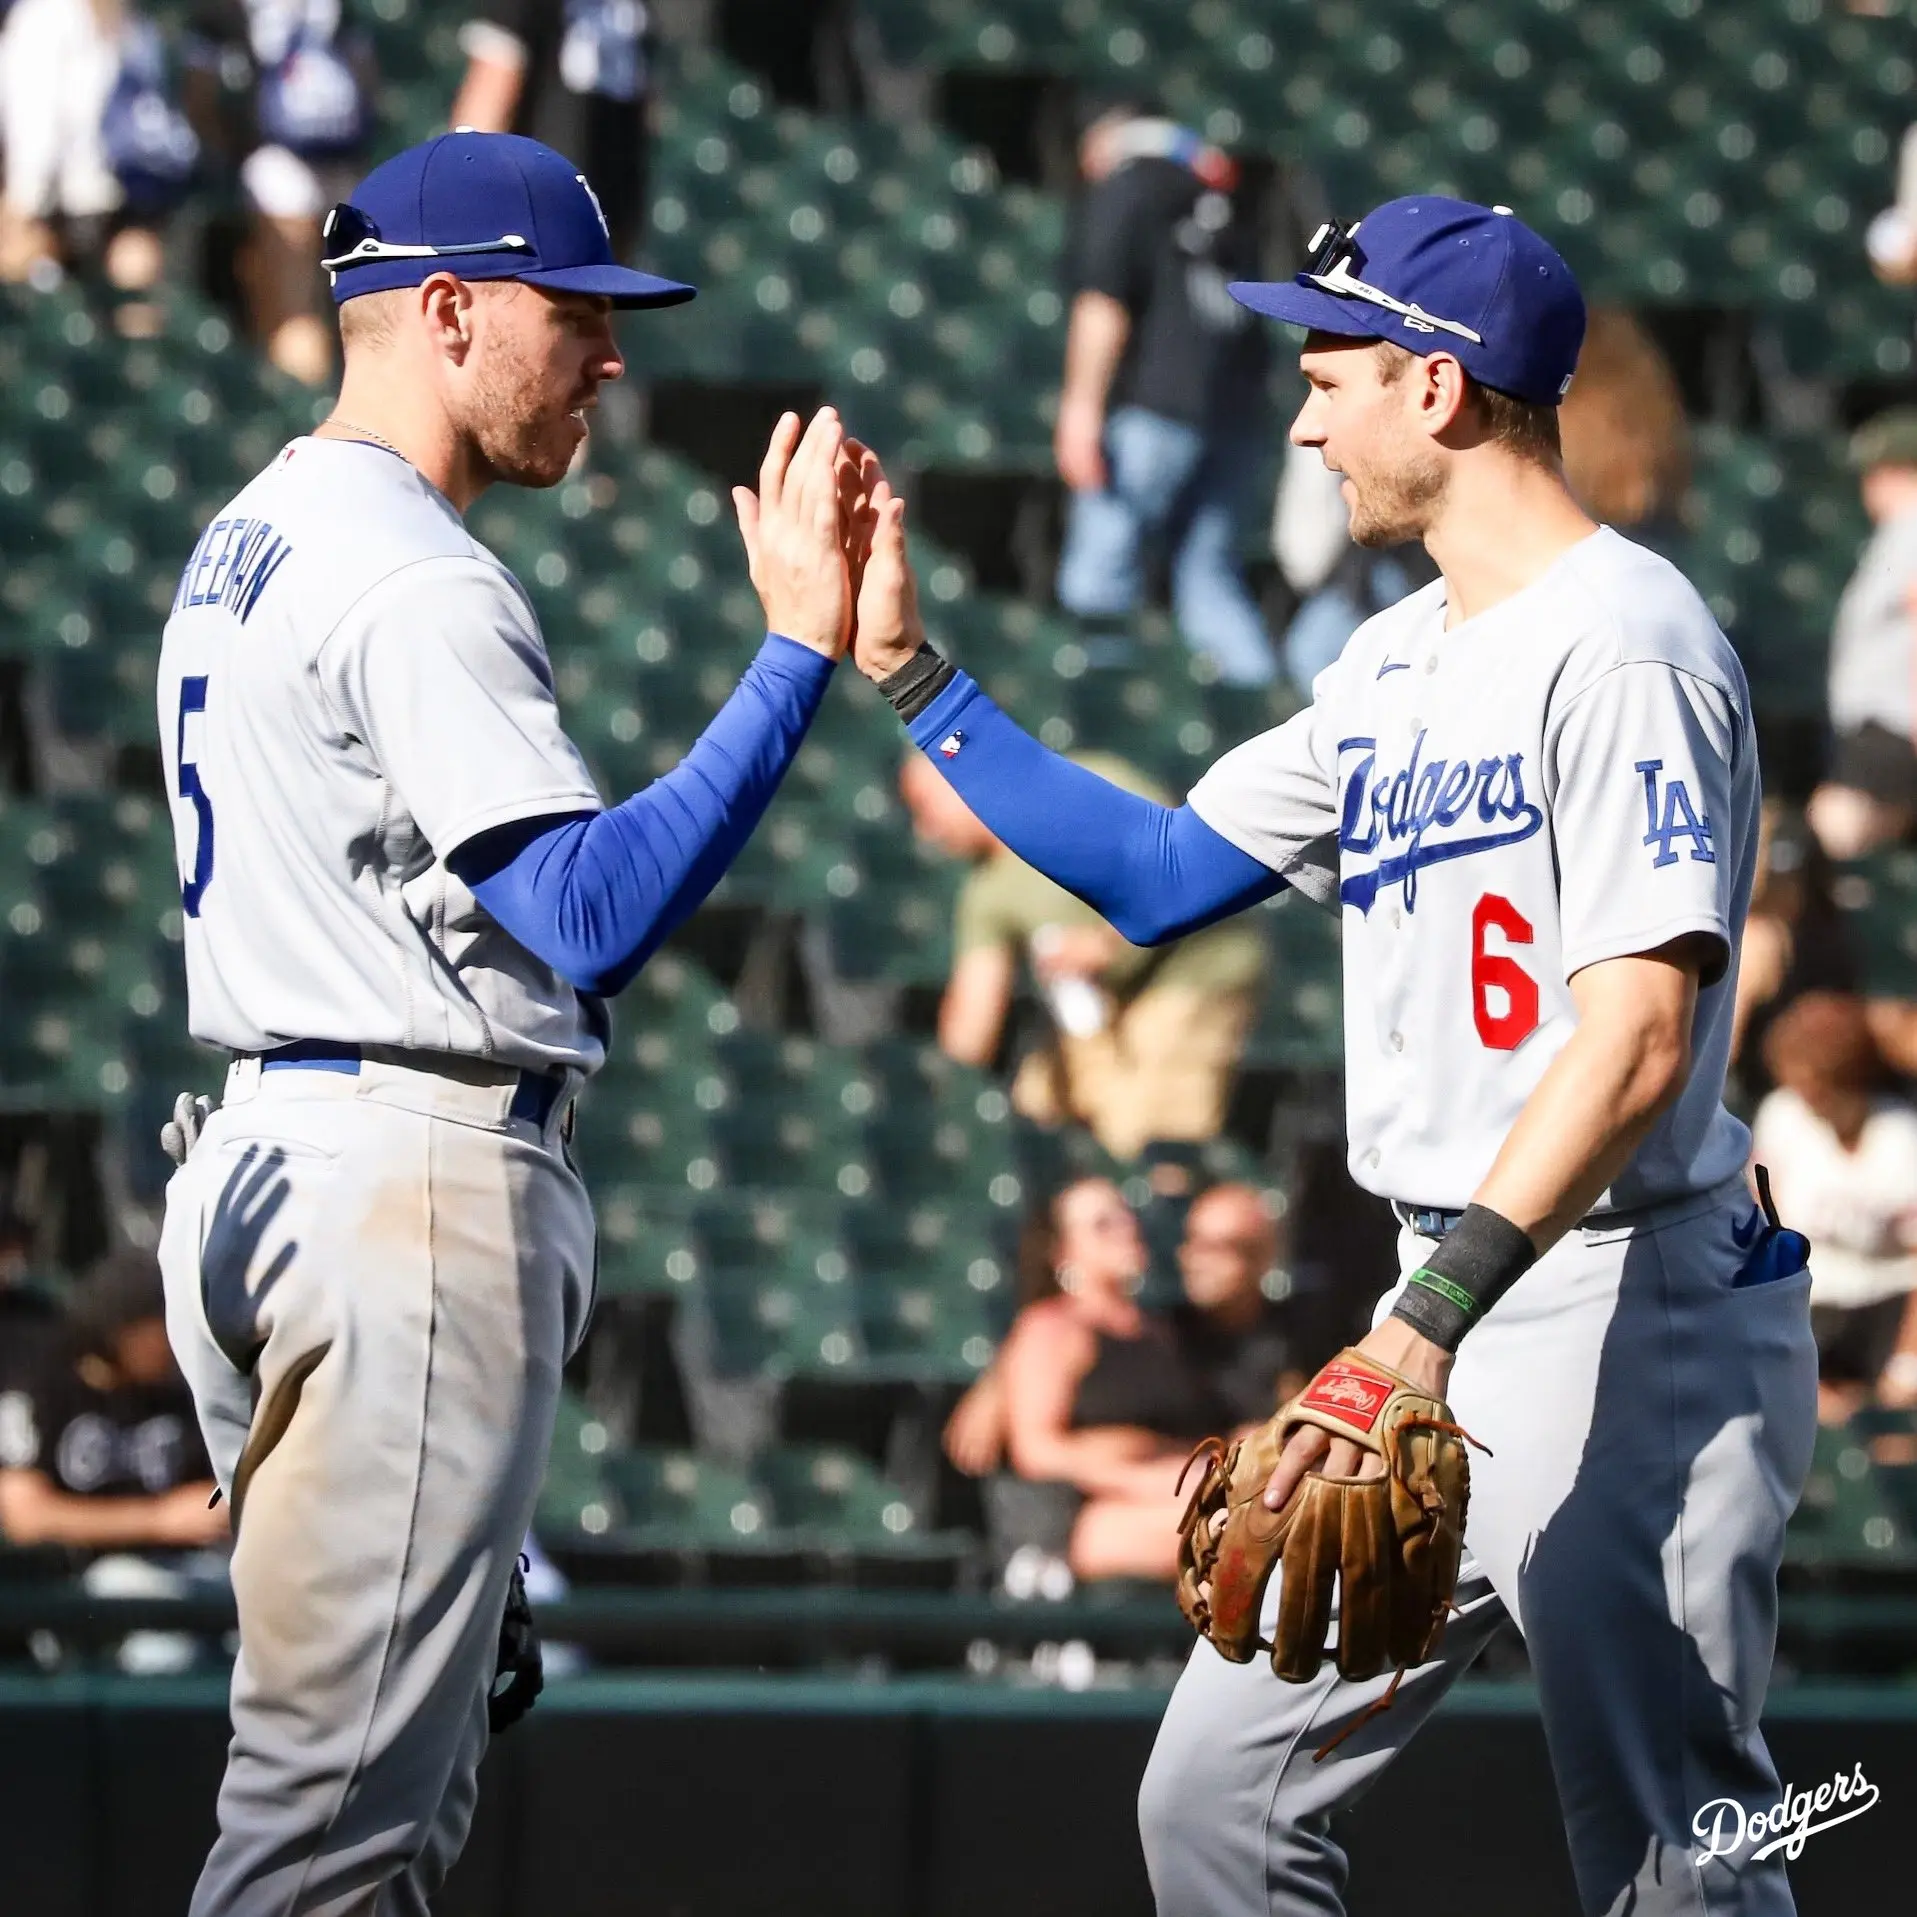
1692,1764,1880,1865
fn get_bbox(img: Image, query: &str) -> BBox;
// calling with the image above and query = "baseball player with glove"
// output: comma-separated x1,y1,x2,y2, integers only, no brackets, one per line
155,131,867,1913
844,197,1818,1915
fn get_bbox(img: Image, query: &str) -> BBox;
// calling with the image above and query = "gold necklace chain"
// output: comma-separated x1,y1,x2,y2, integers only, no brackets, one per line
323,418,408,461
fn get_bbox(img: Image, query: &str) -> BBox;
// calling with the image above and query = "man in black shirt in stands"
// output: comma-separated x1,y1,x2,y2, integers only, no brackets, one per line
0,1248,225,1557
0,1211,61,1432
1170,1182,1301,1425
451,0,653,261
1054,100,1277,688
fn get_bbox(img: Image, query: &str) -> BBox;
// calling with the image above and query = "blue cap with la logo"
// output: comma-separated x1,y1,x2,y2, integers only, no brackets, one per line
322,131,695,310
1229,196,1584,406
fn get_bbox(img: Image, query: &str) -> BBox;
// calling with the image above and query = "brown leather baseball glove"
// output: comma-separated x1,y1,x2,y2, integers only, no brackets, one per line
1176,1348,1483,1748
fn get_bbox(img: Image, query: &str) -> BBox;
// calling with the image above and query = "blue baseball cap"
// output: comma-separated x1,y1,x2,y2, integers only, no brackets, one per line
1229,197,1584,406
323,131,695,310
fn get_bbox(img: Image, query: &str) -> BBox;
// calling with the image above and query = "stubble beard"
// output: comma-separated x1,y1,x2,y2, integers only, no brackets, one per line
466,333,583,490
1345,445,1446,549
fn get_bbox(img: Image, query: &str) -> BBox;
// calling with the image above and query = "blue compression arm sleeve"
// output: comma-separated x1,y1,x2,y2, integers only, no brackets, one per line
904,668,1283,942
449,634,834,996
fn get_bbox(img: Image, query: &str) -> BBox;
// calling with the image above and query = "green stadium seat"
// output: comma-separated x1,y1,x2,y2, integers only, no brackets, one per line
1787,1425,1917,1571
695,1249,866,1378
602,1445,777,1552
1833,850,1917,1000
1246,893,1343,1071
753,1443,956,1559
842,1191,1011,1337
592,1184,704,1298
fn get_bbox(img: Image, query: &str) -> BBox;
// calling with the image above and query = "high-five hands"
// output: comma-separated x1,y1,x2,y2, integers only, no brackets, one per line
838,439,925,684
733,408,873,660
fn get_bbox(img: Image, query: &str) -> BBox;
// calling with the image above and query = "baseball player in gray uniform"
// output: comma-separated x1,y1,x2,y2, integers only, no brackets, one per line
841,198,1818,1916
156,131,866,1913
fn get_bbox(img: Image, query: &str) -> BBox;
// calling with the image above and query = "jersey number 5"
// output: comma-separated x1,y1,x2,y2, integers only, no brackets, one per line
1471,893,1538,1049
176,676,214,917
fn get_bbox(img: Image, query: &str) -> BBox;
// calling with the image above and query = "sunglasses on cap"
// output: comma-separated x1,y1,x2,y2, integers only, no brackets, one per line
320,203,534,274
1300,218,1485,346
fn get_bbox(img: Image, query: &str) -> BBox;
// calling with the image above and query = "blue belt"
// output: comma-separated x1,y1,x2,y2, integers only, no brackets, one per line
1391,1199,1671,1239
256,1041,566,1129
1392,1203,1464,1238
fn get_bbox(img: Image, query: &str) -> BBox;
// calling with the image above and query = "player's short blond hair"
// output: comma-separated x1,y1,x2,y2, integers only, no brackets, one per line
339,278,529,355
338,289,405,351
1372,339,1561,467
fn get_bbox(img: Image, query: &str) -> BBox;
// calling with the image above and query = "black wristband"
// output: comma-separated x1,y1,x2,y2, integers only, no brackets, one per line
878,644,956,722
1389,1203,1537,1353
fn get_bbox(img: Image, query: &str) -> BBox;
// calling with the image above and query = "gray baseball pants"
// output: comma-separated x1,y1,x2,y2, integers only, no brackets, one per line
158,1052,595,1916
1139,1183,1818,1917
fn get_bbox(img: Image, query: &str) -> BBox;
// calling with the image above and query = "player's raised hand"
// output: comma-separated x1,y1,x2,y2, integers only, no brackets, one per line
732,408,855,659
842,443,926,683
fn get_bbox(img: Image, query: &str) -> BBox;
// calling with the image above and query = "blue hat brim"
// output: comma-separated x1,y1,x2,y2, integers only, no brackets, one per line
521,264,698,309
1227,279,1383,338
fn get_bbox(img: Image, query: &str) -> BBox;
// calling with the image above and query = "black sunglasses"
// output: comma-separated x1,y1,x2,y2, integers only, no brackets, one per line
320,203,533,274
1304,218,1363,278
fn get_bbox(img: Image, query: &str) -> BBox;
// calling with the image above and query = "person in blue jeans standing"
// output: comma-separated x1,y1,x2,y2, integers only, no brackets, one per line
1054,103,1277,688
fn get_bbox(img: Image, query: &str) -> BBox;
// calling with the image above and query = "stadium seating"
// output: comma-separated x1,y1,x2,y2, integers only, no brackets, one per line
8,0,1917,1601
1787,1422,1917,1572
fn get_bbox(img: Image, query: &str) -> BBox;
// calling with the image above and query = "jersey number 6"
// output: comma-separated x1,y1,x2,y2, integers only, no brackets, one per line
1471,893,1538,1050
176,676,214,917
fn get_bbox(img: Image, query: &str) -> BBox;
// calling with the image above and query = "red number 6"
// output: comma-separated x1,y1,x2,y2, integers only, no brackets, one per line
1471,893,1539,1050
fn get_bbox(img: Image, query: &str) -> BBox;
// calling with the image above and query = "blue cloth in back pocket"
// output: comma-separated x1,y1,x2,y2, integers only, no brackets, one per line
1731,1166,1812,1289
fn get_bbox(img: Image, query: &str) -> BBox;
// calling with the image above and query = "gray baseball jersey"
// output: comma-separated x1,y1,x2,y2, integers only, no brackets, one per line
156,437,607,1072
1189,526,1756,1212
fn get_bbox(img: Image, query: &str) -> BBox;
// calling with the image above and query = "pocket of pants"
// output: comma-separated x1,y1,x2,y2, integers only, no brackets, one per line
1731,1222,1812,1291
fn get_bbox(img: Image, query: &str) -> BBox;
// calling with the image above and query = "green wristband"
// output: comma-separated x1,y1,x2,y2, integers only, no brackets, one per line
1389,1202,1537,1352
1405,1269,1480,1319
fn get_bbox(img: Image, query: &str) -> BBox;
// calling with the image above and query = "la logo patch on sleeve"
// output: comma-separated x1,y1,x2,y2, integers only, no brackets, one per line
939,732,964,758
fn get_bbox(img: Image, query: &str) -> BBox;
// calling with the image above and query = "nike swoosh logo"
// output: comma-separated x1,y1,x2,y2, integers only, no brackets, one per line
1730,1210,1763,1250
1376,660,1411,678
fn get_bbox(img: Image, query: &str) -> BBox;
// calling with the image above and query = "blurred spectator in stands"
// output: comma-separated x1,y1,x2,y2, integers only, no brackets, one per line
0,1212,63,1476
1170,1181,1302,1424
0,1247,226,1555
1558,308,1691,556
184,0,374,384
1866,115,1917,286
1808,410,1917,862
961,1177,1218,1587
1053,99,1276,688
1731,803,1859,1077
901,750,1266,1161
1752,993,1917,1420
450,1,652,262
0,0,191,322
946,1179,1295,1475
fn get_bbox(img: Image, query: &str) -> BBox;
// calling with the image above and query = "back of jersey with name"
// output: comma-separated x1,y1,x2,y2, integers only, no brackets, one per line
156,438,607,1074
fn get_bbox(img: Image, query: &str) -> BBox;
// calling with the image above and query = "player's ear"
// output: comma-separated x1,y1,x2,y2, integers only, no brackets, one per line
1420,352,1471,440
419,272,478,363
